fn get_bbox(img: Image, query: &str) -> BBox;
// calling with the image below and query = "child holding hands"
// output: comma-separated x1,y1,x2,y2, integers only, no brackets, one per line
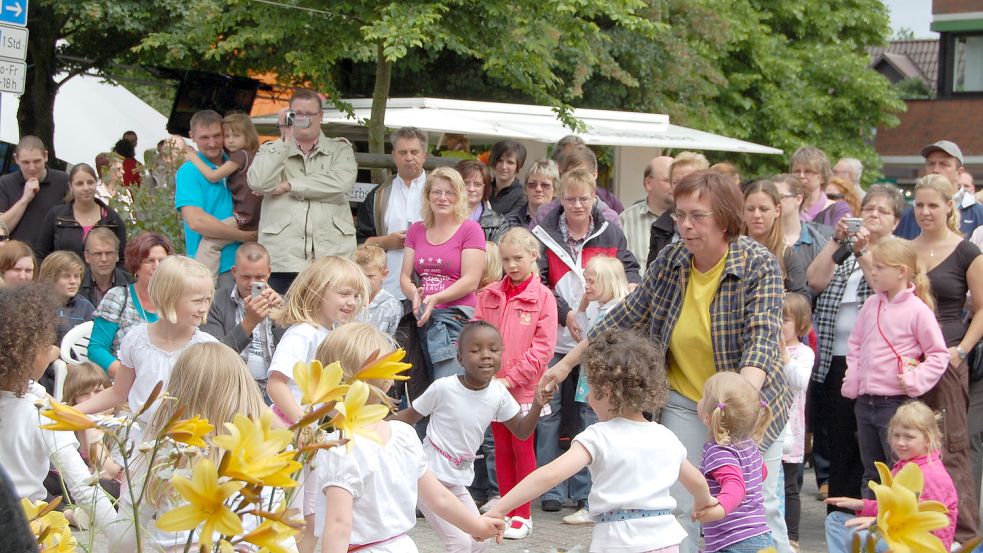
485,329,716,553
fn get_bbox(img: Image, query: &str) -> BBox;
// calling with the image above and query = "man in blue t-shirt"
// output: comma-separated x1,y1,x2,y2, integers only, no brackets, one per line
175,110,257,288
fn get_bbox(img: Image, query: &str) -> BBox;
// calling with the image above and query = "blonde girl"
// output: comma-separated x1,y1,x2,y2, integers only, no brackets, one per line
315,323,503,553
479,241,502,290
63,361,122,490
485,329,716,553
267,255,369,553
110,342,294,552
825,401,958,551
841,236,948,497
692,372,775,552
474,227,558,538
780,293,814,550
180,112,263,272
76,256,216,431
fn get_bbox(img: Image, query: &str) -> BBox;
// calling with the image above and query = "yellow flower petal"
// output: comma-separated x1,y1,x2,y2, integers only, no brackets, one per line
214,411,302,487
893,461,925,495
165,416,214,447
332,381,390,450
294,360,350,406
871,461,949,553
156,459,245,547
352,348,412,382
40,402,96,432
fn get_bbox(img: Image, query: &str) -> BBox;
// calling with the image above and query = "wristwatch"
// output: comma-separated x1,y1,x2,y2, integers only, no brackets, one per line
957,346,968,360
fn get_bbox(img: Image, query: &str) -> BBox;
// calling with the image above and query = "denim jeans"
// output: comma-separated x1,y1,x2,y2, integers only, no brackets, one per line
714,533,774,553
854,395,905,499
420,306,473,380
536,355,595,504
825,511,888,553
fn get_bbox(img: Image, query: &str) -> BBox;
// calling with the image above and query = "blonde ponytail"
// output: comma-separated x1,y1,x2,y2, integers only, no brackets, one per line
911,270,936,312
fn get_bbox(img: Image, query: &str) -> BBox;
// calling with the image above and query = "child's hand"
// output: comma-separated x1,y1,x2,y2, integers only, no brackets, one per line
692,502,725,523
535,383,555,406
845,516,876,531
825,496,864,511
473,515,506,543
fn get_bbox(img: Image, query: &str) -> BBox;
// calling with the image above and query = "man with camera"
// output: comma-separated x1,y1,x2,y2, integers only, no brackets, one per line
248,88,358,293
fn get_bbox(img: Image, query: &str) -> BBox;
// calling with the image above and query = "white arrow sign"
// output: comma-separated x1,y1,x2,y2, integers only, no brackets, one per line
0,0,27,27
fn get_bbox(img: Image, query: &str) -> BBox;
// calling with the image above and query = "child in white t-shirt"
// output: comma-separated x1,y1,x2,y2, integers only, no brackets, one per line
316,323,504,552
395,321,546,551
267,256,371,553
485,329,718,553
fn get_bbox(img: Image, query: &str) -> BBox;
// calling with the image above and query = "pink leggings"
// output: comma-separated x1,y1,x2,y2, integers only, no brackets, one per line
491,421,536,520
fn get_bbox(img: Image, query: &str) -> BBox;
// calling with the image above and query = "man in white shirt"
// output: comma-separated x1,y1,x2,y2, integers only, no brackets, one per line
620,156,673,274
355,127,429,300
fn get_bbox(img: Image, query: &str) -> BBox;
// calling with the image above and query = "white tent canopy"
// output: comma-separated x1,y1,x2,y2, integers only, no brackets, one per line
0,74,171,166
252,97,782,155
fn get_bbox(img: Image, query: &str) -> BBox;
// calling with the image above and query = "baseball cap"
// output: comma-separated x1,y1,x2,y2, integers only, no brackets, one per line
921,140,964,165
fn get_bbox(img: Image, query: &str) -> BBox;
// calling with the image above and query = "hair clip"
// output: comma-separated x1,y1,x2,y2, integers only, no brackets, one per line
760,399,768,408
716,402,726,411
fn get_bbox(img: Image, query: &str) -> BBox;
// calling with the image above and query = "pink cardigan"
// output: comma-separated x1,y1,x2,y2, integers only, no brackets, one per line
842,286,948,399
859,451,958,549
475,276,558,403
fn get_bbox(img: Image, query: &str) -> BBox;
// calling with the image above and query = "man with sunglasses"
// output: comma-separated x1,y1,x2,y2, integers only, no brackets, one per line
249,88,357,293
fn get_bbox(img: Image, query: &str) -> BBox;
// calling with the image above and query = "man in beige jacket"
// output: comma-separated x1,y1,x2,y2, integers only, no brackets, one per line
248,88,358,293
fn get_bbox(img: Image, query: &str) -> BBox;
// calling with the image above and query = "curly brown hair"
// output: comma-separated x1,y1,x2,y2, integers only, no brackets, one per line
583,328,668,416
0,283,58,395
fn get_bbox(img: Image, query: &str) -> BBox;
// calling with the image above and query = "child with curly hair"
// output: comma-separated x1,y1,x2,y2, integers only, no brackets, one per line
485,329,717,552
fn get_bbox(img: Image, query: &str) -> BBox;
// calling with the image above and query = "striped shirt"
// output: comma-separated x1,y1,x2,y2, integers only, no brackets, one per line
589,236,791,448
700,440,770,552
619,200,662,275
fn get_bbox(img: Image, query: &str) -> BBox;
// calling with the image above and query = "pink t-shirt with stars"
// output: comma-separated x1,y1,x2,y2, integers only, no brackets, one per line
405,219,486,309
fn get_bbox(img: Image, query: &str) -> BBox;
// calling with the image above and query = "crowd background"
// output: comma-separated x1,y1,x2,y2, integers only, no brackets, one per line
1,91,982,553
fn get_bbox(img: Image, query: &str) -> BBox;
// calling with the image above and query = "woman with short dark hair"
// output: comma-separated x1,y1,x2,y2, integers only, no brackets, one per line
488,140,528,215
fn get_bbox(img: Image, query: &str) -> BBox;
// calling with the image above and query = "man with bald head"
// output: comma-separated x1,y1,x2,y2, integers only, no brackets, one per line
620,156,673,274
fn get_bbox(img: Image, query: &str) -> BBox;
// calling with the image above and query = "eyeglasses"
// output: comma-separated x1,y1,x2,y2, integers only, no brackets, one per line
670,210,715,223
826,193,844,200
561,196,593,206
464,181,484,190
429,190,458,199
85,250,116,259
527,181,554,190
861,206,894,217
292,111,321,118
0,235,7,242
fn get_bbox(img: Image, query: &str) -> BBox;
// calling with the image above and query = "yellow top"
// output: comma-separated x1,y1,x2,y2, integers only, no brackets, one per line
667,254,727,401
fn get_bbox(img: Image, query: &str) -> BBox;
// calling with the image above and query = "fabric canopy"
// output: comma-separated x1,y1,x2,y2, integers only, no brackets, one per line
1,74,171,165
252,97,782,155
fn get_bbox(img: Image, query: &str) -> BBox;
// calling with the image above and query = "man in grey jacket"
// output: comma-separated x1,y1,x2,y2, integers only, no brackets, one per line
202,242,284,401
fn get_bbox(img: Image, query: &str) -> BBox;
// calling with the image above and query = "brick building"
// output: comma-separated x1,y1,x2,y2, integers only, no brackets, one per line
873,0,983,187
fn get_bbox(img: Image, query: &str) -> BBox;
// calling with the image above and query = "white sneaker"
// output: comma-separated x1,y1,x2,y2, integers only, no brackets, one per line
503,516,532,539
479,496,500,514
562,508,594,525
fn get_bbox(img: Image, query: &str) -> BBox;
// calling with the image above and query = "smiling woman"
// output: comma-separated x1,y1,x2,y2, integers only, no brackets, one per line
34,163,127,261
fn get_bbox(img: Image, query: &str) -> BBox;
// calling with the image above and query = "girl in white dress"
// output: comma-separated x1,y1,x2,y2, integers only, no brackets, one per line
76,255,216,431
485,329,718,553
315,323,504,553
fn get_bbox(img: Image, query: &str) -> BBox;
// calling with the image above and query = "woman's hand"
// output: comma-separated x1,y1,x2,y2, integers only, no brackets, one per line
834,217,850,244
416,293,439,327
948,346,962,369
851,226,871,252
566,311,583,342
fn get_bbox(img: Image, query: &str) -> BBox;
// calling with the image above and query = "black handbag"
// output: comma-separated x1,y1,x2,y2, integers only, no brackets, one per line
968,340,983,383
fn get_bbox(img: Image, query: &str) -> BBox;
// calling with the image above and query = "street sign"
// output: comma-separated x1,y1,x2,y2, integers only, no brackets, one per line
0,0,27,27
0,56,25,94
0,23,26,60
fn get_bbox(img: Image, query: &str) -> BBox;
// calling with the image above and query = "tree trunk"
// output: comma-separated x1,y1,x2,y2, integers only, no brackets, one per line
367,41,393,184
17,2,63,168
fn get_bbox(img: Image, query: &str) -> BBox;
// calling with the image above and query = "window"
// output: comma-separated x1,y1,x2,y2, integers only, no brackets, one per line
953,34,983,92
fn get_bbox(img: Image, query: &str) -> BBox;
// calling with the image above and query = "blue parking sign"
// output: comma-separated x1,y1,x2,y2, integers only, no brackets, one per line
0,0,27,28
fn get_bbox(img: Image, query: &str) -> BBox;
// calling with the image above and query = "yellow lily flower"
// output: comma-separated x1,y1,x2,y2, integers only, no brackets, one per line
352,348,412,382
241,517,300,553
21,498,77,552
166,415,214,447
40,401,96,432
868,461,950,553
330,380,390,450
156,458,246,547
213,410,301,487
294,360,349,406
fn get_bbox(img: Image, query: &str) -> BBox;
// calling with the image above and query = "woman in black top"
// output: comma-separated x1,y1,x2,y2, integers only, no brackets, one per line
911,173,983,542
35,163,126,261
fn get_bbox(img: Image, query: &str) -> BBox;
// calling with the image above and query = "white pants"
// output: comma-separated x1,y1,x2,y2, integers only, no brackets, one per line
418,480,489,553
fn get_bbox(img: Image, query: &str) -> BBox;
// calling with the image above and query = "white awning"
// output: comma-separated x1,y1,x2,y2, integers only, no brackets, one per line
252,97,782,155
1,74,171,165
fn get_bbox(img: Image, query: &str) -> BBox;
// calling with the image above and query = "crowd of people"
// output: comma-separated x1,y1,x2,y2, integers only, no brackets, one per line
0,85,982,553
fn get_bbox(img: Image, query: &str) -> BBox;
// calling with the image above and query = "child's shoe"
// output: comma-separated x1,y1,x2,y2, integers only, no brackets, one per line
503,516,532,539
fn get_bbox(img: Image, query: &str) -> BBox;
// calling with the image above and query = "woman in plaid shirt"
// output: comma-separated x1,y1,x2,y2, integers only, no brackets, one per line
540,170,791,553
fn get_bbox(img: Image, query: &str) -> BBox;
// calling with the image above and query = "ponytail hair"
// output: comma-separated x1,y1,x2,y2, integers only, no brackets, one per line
701,372,773,445
869,237,935,312
914,174,960,235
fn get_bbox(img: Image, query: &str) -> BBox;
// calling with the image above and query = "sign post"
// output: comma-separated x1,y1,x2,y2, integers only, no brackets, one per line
0,0,27,95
